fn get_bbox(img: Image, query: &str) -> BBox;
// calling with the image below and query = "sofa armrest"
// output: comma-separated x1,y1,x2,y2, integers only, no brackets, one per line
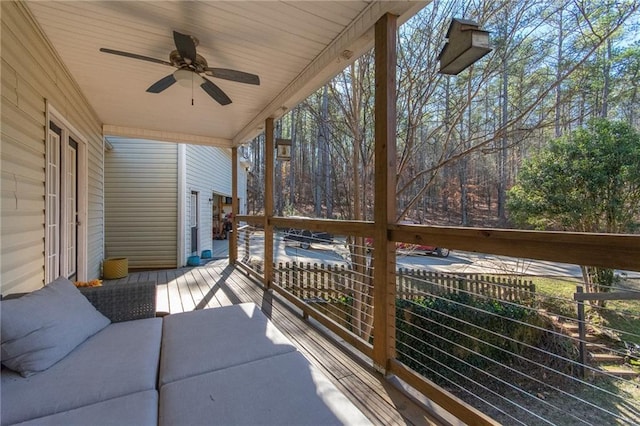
79,281,157,323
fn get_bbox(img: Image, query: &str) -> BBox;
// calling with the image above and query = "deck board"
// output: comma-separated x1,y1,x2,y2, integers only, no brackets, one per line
110,261,443,426
164,269,179,313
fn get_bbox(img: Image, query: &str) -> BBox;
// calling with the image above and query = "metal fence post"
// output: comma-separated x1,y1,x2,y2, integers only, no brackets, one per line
576,285,587,379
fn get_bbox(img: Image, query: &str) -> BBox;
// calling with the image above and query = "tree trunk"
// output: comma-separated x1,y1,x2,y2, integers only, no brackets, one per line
314,86,329,217
555,5,564,138
322,86,332,218
289,108,297,207
442,76,452,217
630,80,638,126
601,38,612,118
275,120,283,216
497,38,509,223
460,114,469,226
344,62,365,337
460,163,468,225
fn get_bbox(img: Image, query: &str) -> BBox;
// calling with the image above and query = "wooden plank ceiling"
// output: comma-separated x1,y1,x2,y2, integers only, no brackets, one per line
25,1,428,147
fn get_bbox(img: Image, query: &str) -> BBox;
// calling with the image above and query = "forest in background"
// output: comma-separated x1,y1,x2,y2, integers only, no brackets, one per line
243,0,640,230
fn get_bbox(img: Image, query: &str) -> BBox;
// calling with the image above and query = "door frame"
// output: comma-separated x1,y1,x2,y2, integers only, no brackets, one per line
45,103,88,283
190,190,200,255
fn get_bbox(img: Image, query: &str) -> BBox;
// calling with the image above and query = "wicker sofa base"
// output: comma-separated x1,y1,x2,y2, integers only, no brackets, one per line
79,281,156,322
1,284,371,425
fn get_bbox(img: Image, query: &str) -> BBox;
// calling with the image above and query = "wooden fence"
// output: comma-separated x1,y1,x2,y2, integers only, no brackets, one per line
398,268,535,302
275,262,357,301
273,262,535,302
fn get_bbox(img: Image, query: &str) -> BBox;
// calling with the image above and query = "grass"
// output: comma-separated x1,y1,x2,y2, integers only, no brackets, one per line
489,275,640,423
608,278,640,345
404,274,640,425
529,276,582,318
528,276,640,345
602,299,640,345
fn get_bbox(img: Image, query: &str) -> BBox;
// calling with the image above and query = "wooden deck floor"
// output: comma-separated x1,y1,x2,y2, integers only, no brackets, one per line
106,259,446,426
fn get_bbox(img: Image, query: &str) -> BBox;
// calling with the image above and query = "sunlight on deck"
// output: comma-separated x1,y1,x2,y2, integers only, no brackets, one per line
107,261,445,426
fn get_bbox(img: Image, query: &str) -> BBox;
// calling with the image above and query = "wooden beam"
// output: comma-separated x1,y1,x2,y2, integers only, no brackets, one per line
230,147,238,264
389,361,500,426
270,285,374,359
390,224,640,272
236,261,266,285
372,13,397,373
235,215,265,226
270,217,374,237
239,216,640,271
264,118,275,289
574,291,640,302
102,125,232,147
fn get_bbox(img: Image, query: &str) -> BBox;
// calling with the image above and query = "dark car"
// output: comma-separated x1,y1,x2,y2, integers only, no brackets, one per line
364,235,450,258
283,228,333,249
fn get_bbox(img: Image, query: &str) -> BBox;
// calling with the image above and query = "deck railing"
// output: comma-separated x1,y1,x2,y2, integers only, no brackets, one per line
234,215,640,425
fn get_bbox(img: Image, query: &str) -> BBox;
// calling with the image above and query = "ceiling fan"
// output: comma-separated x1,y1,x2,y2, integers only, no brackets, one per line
100,31,260,105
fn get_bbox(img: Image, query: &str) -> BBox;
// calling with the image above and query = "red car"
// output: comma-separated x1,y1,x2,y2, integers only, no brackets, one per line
396,241,450,257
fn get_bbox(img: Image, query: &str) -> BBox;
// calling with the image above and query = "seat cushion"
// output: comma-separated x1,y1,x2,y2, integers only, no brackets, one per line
12,390,158,426
1,277,110,377
159,351,372,426
1,318,162,426
159,303,296,386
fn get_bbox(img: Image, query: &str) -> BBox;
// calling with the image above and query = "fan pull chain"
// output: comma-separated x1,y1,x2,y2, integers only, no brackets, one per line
191,72,195,106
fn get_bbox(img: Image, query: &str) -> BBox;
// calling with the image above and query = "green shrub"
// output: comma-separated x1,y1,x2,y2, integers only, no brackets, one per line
396,293,577,390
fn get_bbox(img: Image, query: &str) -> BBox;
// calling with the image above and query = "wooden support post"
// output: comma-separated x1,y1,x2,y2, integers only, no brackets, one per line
576,285,587,378
372,13,398,374
264,118,275,289
230,147,238,264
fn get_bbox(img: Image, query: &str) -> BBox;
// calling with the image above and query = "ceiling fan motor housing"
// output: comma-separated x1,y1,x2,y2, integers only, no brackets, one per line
170,50,208,73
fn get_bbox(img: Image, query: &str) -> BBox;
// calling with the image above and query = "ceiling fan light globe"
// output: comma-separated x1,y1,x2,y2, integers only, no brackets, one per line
174,69,203,87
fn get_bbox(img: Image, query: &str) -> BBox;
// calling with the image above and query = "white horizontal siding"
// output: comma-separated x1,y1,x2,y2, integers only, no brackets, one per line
1,2,104,294
105,138,178,269
184,145,247,264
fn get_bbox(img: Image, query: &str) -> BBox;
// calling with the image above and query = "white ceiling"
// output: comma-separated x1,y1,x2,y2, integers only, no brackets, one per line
25,1,427,147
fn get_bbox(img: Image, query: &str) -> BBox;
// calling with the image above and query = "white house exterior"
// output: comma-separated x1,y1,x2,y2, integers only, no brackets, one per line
1,3,105,294
105,138,247,269
183,144,248,265
1,1,423,295
104,138,178,269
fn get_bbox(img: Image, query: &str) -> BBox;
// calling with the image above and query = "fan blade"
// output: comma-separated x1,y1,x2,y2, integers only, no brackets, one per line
146,74,177,93
99,48,173,67
173,31,197,65
204,68,260,85
201,77,232,105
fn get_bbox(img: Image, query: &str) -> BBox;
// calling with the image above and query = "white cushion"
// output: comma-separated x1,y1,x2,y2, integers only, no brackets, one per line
12,390,158,426
160,351,372,426
160,303,297,386
1,277,110,377
1,318,162,426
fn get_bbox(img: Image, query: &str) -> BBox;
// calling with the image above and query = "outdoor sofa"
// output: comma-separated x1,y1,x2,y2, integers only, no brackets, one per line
0,277,371,425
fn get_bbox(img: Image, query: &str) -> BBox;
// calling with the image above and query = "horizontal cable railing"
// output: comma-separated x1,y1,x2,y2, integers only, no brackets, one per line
233,216,640,425
270,230,375,356
393,259,640,425
236,224,265,280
